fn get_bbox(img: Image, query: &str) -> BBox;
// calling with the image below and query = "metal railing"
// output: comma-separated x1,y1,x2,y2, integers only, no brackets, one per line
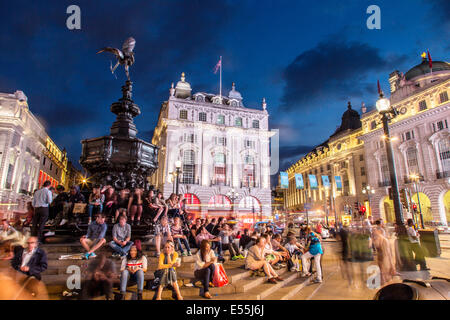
378,180,391,187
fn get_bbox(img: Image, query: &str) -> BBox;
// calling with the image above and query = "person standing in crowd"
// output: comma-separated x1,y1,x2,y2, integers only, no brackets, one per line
11,236,47,281
406,219,429,271
109,215,133,258
337,223,353,287
219,224,243,261
80,254,117,300
154,216,172,258
88,185,105,224
101,186,117,223
128,188,144,226
372,224,397,284
31,181,52,243
80,213,107,259
171,217,192,256
155,241,183,300
301,227,324,283
48,185,67,226
194,239,218,299
246,237,282,284
119,245,147,300
65,185,86,225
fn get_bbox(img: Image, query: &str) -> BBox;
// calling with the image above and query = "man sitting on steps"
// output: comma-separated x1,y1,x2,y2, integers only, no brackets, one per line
80,213,107,259
109,214,133,258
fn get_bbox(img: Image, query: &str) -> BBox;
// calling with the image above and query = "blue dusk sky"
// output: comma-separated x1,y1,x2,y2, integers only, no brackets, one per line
0,0,449,182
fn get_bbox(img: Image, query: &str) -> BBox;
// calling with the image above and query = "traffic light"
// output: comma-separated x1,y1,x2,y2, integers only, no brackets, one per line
412,203,417,212
359,205,366,215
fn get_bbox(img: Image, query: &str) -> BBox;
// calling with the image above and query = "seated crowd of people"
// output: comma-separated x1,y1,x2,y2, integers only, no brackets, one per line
0,180,326,300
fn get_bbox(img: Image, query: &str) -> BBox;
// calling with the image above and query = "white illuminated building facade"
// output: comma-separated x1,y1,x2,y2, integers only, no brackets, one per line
0,91,46,216
359,57,450,226
151,73,273,222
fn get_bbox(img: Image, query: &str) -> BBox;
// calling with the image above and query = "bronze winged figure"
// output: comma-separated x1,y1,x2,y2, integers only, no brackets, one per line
97,37,136,81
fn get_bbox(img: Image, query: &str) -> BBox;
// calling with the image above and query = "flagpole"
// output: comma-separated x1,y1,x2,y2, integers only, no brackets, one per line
219,56,222,97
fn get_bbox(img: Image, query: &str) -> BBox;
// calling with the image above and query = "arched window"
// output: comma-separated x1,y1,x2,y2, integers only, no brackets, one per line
243,155,255,188
238,196,260,211
438,139,450,173
213,153,226,186
406,147,419,175
182,150,195,184
208,195,231,209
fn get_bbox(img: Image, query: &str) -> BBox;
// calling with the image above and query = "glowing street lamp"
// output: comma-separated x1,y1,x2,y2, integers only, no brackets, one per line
376,89,406,235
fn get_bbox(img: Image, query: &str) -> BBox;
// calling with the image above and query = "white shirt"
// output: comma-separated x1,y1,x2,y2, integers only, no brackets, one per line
407,226,420,244
21,248,36,268
32,188,52,208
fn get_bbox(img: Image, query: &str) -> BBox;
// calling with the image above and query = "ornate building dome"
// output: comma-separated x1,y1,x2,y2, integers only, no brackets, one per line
405,59,450,81
330,102,361,138
175,72,192,98
228,82,243,101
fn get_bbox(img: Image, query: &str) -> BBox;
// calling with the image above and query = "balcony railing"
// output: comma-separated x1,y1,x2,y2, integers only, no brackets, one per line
378,180,391,187
436,171,450,179
181,178,200,185
210,180,230,187
240,181,260,189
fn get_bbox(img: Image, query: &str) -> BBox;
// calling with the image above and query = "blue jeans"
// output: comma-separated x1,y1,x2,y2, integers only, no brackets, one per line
194,263,215,294
120,269,144,292
88,204,103,218
175,237,191,254
211,241,223,257
109,241,134,256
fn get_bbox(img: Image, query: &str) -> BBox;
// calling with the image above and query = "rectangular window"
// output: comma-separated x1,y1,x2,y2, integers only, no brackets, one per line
179,110,188,119
419,100,427,111
370,121,377,130
437,121,444,131
359,154,364,161
361,166,366,176
217,115,225,125
244,139,255,149
199,112,207,122
235,117,242,127
215,137,227,146
327,164,331,171
440,91,449,103
252,120,260,129
405,132,411,141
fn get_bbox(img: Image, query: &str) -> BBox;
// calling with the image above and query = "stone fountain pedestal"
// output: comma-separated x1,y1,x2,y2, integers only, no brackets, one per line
80,80,158,190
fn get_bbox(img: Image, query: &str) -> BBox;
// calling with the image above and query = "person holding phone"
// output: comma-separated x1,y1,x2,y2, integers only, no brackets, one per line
155,241,182,300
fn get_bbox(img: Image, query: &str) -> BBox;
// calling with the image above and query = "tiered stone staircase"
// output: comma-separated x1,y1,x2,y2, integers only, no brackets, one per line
39,242,312,300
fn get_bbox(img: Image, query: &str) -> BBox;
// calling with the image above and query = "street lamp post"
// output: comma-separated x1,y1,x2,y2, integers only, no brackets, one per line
376,91,406,235
410,174,424,229
227,188,239,219
175,160,182,195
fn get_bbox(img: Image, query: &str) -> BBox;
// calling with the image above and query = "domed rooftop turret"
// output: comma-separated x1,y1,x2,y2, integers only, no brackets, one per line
175,72,192,99
330,102,361,137
228,82,243,101
405,58,450,81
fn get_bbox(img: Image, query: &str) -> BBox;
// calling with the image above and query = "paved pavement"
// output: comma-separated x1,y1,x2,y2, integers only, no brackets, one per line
292,234,450,300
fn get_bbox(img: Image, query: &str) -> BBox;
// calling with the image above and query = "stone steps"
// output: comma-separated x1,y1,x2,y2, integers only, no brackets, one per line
264,275,310,300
